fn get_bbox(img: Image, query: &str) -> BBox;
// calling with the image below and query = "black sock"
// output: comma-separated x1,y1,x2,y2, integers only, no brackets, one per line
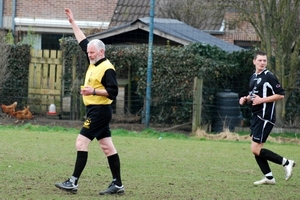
107,153,122,186
255,155,271,175
259,148,283,165
72,151,88,184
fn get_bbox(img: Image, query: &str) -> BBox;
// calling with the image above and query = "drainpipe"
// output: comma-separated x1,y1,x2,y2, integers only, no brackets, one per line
0,0,3,27
12,0,16,34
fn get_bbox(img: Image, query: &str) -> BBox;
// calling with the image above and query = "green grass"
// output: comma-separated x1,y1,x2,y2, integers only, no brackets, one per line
0,124,299,200
238,131,300,140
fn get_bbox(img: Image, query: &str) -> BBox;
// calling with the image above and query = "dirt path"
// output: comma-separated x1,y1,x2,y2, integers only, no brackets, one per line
0,113,146,131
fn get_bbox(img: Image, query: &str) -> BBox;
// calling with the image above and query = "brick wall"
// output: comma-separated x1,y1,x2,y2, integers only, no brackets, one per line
216,11,260,44
3,0,12,15
4,0,118,21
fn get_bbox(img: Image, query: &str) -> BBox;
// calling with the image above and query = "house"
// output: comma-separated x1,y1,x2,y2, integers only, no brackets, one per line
0,0,118,49
0,0,259,49
109,0,260,49
87,17,244,52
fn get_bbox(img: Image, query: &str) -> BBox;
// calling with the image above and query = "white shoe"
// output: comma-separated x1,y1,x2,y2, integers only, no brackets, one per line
254,177,276,185
284,160,295,181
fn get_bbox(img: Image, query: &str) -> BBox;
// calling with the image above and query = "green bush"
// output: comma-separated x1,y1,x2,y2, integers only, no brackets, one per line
0,44,31,109
107,43,255,125
59,37,256,125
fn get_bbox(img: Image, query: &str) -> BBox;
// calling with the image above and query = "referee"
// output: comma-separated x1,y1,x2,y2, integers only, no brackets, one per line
55,8,124,195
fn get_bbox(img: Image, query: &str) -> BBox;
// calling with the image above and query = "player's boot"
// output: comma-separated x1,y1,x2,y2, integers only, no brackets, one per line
284,160,295,181
99,182,124,195
254,177,276,185
55,177,78,193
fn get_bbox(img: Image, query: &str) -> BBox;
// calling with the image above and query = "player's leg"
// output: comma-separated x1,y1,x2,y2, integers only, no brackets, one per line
257,120,295,180
252,117,295,183
259,147,295,180
98,137,124,195
252,141,275,185
251,116,275,185
55,133,92,193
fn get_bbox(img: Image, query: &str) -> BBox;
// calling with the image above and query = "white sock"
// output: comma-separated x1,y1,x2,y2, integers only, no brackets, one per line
70,176,78,183
265,172,273,177
282,158,287,166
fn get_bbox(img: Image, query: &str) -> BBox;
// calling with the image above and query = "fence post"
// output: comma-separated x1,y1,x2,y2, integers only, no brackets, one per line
70,56,77,120
192,77,203,133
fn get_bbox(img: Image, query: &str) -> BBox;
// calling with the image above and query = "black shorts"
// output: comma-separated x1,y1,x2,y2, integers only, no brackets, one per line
250,115,274,143
80,105,112,141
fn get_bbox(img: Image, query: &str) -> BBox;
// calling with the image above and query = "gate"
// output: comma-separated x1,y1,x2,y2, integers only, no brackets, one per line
27,49,125,119
28,49,62,114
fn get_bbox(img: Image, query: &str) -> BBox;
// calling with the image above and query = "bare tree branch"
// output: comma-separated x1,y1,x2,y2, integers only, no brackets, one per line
157,0,225,30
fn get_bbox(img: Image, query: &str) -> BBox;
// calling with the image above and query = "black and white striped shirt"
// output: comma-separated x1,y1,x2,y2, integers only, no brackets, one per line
249,69,285,122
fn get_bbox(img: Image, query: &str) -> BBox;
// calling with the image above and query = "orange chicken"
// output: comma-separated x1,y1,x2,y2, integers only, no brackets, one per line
10,106,33,123
1,102,17,117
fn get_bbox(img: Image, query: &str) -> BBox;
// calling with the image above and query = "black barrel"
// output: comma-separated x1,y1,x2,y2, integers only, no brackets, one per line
212,91,242,133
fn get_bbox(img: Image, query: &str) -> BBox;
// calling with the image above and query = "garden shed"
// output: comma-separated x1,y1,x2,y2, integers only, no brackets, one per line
87,17,243,52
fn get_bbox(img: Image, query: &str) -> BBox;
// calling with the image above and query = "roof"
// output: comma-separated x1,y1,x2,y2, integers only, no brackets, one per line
110,0,224,32
88,17,243,52
110,0,151,27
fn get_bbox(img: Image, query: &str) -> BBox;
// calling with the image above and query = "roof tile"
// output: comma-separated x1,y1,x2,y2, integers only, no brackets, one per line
110,0,150,27
110,0,222,31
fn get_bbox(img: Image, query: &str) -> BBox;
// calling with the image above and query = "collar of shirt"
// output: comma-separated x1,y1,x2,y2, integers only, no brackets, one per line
94,58,107,66
255,68,267,75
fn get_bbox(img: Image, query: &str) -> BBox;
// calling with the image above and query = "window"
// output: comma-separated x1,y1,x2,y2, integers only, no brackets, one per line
234,40,260,49
42,34,72,50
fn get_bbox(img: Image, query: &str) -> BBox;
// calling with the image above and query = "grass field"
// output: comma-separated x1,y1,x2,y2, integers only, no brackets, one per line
0,124,298,200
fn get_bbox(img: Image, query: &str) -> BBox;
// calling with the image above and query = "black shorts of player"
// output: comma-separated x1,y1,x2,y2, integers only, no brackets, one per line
250,115,274,143
80,105,112,141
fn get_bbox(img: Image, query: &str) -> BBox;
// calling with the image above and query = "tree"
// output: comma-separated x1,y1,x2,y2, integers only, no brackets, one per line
217,0,300,125
159,0,300,125
156,0,225,30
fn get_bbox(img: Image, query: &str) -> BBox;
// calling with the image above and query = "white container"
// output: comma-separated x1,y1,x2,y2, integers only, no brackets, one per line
48,104,56,114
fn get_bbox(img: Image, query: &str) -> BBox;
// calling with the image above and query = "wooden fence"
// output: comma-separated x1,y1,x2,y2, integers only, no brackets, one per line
27,49,126,120
28,49,63,114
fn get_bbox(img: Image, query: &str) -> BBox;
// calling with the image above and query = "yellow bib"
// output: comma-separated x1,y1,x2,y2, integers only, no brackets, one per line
83,60,115,106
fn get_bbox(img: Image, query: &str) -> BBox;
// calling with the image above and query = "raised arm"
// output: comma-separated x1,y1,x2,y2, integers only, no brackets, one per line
65,8,86,43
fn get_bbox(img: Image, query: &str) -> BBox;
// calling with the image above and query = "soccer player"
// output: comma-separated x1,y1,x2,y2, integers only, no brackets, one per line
239,51,295,185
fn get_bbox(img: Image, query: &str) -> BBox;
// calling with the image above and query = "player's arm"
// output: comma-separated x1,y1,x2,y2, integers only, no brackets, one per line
261,74,285,103
65,8,86,43
257,94,284,104
102,69,118,100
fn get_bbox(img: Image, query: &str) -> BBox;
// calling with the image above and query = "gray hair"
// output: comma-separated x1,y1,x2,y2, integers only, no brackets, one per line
87,39,106,51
